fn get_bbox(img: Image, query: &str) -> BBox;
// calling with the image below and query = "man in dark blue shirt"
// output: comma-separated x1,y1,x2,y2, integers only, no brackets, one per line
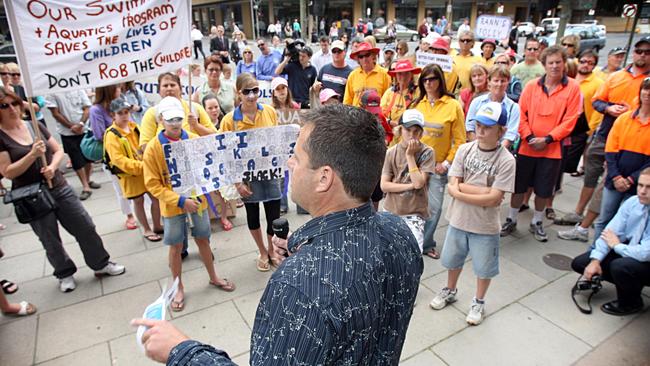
133,105,423,365
275,47,317,107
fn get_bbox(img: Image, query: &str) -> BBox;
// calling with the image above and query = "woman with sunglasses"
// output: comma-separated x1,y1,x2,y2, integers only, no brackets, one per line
220,73,282,272
410,64,466,260
0,87,125,292
192,55,236,116
3,63,45,126
236,46,257,78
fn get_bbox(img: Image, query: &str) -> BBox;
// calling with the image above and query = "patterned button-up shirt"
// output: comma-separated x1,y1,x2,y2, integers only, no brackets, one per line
167,202,423,366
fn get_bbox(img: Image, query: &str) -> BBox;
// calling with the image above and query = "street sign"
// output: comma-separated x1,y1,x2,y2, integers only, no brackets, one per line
623,3,638,18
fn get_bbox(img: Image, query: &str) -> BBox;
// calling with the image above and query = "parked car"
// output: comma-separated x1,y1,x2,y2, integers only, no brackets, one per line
517,22,536,37
541,24,606,52
576,21,606,38
540,17,560,34
373,24,419,42
0,44,17,64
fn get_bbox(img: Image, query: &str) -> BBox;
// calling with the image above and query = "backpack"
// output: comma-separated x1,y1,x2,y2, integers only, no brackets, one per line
103,126,140,176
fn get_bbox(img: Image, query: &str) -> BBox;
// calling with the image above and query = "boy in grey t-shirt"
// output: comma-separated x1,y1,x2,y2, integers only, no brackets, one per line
429,102,516,325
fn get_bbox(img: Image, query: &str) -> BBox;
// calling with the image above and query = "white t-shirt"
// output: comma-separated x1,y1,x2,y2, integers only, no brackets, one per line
191,29,203,41
46,91,92,136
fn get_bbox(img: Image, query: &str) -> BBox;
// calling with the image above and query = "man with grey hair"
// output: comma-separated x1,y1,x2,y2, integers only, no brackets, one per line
453,30,483,90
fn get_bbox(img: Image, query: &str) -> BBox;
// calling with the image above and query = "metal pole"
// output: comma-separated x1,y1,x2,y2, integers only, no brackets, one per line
250,0,257,39
623,0,643,66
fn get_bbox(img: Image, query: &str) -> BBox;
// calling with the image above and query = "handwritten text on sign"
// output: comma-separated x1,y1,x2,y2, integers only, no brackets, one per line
416,52,453,72
164,125,300,195
4,0,192,96
475,15,512,41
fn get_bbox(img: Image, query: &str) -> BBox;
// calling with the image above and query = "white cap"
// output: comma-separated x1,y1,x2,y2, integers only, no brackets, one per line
400,109,425,129
157,97,184,121
271,77,288,91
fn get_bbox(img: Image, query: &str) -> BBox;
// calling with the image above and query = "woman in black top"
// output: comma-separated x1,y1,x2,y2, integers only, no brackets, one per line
0,87,125,293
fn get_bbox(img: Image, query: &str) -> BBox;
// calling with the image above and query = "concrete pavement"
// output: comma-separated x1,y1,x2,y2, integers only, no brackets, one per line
0,165,648,365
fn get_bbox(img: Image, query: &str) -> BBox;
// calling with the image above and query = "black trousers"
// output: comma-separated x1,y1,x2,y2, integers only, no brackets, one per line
572,251,650,307
193,40,205,59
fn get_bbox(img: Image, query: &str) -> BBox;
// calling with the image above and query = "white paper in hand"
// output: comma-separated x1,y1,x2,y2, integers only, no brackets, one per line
136,277,179,350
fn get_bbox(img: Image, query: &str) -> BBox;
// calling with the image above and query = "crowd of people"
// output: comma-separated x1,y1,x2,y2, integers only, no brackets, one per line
0,17,648,366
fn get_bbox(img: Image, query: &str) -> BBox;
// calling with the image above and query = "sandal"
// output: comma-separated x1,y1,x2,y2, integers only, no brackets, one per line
424,249,440,260
143,233,162,242
256,255,270,272
79,190,92,201
88,181,101,189
545,208,556,220
209,278,236,292
220,217,233,231
153,228,164,235
1,279,18,294
170,299,185,312
3,301,37,316
269,256,283,268
125,218,138,230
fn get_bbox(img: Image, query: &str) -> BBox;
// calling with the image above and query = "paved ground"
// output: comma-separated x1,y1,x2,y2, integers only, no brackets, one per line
0,163,648,365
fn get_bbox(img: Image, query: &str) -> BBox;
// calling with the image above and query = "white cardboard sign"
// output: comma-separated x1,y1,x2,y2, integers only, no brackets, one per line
475,15,512,40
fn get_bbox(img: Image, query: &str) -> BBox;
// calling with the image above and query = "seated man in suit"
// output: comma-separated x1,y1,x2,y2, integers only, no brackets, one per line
571,167,650,316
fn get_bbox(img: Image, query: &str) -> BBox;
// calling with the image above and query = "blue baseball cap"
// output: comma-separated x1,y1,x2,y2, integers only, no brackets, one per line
472,102,507,127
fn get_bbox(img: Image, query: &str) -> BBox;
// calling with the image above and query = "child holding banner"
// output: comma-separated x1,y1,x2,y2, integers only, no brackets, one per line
220,73,283,271
104,98,163,242
143,96,236,311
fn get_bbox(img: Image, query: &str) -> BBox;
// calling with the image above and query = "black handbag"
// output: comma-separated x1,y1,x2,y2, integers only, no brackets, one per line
3,182,57,223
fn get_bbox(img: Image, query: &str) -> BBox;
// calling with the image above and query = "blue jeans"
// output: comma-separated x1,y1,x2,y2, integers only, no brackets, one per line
423,172,447,253
593,186,632,241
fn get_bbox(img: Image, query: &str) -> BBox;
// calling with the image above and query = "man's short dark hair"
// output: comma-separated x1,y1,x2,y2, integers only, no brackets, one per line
525,37,539,48
541,45,568,65
300,105,386,202
319,35,330,43
299,46,313,57
578,48,599,64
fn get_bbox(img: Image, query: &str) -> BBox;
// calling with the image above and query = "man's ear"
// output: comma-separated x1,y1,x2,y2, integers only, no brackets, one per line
314,165,335,193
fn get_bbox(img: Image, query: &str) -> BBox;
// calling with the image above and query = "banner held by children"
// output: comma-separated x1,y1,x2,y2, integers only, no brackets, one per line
4,0,192,96
164,125,300,195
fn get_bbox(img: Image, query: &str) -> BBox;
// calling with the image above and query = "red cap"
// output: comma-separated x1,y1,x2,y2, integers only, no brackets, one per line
430,38,450,52
350,42,380,60
360,89,382,115
388,59,422,76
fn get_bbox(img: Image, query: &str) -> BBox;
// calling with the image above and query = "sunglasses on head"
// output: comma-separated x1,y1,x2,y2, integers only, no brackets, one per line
635,48,650,56
242,87,260,96
0,100,22,109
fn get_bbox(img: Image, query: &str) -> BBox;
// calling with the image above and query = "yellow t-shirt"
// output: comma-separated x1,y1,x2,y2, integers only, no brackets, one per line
219,103,278,132
579,73,605,134
453,53,484,90
103,121,145,199
139,99,216,147
413,95,466,163
343,64,392,107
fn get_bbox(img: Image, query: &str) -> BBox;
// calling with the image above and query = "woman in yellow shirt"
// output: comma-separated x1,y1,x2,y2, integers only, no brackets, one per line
410,63,466,260
220,73,282,272
104,98,162,242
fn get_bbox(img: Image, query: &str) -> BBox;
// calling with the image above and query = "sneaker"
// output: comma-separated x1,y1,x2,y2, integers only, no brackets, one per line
554,212,583,226
500,218,516,237
59,276,76,293
466,298,485,325
94,262,126,277
529,221,548,242
430,287,457,310
558,224,589,242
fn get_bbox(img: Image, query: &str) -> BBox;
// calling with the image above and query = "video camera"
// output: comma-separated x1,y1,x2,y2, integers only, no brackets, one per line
284,39,306,63
571,275,603,314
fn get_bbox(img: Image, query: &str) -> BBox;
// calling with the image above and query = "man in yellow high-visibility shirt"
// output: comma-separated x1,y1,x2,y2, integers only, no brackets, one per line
343,42,391,107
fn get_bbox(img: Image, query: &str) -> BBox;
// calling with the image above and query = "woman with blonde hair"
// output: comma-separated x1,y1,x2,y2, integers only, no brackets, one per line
459,64,489,116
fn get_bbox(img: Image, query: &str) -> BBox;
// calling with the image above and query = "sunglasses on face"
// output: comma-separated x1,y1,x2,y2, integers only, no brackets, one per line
579,59,595,65
561,43,575,48
460,39,473,43
242,87,260,96
257,43,265,47
357,53,372,59
635,49,650,56
0,72,8,76
9,73,20,77
526,47,539,51
243,51,252,54
164,117,183,125
207,68,221,73
0,100,22,109
332,49,344,54
422,76,440,83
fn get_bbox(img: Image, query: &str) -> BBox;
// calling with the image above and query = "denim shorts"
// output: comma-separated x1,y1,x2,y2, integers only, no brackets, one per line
241,179,282,203
441,226,500,278
162,209,211,245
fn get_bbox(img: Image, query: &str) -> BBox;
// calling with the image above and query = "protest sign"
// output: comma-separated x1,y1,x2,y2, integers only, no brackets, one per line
475,15,512,40
416,51,453,72
4,0,192,96
164,125,299,196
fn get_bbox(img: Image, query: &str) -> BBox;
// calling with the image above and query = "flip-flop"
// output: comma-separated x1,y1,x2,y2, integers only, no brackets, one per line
1,279,18,294
256,255,270,272
210,278,236,292
153,228,164,235
425,249,440,260
170,297,185,312
2,301,36,316
143,233,162,242
220,218,233,231
125,218,138,230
